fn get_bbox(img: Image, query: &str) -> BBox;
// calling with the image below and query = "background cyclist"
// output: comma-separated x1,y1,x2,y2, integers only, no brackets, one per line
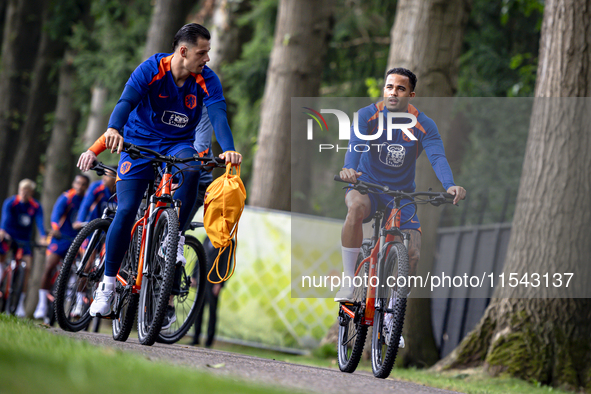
73,167,117,230
33,174,89,320
0,178,47,317
76,23,241,320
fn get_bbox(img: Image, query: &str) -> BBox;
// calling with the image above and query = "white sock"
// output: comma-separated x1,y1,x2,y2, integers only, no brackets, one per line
76,292,85,303
102,276,116,286
38,289,48,308
341,247,360,288
18,292,26,306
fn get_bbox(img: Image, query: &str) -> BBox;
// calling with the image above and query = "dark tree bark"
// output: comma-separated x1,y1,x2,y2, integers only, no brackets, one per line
25,51,80,316
7,1,68,195
249,0,335,211
208,0,252,75
0,0,43,201
142,0,196,60
435,0,591,391
386,0,471,367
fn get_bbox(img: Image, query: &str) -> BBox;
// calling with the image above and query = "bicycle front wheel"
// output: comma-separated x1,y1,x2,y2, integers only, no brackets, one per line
371,242,408,379
55,218,109,331
337,244,370,373
137,208,178,346
157,235,206,344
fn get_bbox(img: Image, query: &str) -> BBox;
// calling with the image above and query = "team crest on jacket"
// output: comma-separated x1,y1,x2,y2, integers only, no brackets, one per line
185,94,197,109
379,143,406,167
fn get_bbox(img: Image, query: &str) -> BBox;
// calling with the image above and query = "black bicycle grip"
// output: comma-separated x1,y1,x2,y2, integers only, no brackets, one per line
334,175,355,184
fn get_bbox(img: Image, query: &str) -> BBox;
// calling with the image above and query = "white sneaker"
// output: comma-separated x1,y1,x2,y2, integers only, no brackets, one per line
16,293,26,317
334,286,354,303
176,235,186,266
383,315,405,348
89,282,115,317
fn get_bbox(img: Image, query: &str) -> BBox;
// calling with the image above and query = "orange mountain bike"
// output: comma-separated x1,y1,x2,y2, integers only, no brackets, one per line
334,176,453,378
54,143,223,346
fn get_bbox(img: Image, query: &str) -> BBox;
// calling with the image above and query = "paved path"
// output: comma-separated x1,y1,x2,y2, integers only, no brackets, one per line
51,329,463,394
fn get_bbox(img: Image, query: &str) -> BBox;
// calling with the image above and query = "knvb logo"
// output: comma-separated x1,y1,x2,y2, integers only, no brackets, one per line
303,107,418,142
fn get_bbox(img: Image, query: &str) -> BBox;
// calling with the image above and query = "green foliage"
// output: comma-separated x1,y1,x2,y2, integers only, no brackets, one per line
221,0,279,187
322,0,397,97
457,0,543,97
69,0,152,92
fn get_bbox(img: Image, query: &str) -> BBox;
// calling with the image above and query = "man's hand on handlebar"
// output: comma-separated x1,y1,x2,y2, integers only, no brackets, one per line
339,168,362,184
105,128,125,154
77,150,97,172
447,185,467,205
219,151,242,166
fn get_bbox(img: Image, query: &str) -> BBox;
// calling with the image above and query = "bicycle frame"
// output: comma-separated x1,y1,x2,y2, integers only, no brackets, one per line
118,164,179,294
340,208,410,326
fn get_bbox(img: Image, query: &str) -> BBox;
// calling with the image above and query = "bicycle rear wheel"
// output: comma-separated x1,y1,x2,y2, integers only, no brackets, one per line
337,244,370,373
137,208,178,346
0,271,9,312
157,235,206,344
371,242,408,379
112,224,141,342
55,218,109,332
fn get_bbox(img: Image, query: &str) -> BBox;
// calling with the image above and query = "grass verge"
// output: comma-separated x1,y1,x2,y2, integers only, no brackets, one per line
0,314,288,394
189,340,575,394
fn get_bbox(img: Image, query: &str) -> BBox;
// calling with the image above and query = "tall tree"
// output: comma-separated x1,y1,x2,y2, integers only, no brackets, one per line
7,0,81,195
142,0,195,60
435,0,591,390
208,0,252,74
249,0,335,210
0,0,43,201
26,50,80,316
386,0,471,367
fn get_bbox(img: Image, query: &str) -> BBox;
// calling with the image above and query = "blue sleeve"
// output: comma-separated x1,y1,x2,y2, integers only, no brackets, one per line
344,109,370,170
193,105,213,154
107,84,143,131
207,101,236,152
1,198,12,231
50,195,67,228
35,204,45,237
202,68,225,107
421,121,456,190
76,190,94,223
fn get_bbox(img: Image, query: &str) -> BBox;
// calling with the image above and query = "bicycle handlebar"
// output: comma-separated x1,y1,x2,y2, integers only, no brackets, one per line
90,161,117,177
122,142,225,166
333,175,454,201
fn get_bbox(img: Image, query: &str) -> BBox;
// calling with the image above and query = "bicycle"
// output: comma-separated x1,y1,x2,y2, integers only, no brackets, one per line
54,161,118,331
0,240,45,315
54,143,222,346
334,176,454,379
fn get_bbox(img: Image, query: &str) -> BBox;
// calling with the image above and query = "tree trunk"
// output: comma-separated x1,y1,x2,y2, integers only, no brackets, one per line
386,0,471,367
80,85,110,181
249,0,335,211
7,1,68,195
208,0,252,75
435,0,591,391
26,51,80,316
0,0,43,202
142,0,196,60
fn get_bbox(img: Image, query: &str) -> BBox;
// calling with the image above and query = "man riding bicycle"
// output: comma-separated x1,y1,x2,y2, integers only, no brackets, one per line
77,23,242,322
0,179,47,317
334,68,466,303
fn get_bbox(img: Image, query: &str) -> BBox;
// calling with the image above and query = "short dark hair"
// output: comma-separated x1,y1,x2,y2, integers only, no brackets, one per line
172,23,211,51
385,68,417,92
76,174,90,186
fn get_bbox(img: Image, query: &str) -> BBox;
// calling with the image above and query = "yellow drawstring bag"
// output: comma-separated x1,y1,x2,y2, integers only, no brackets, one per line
203,163,246,283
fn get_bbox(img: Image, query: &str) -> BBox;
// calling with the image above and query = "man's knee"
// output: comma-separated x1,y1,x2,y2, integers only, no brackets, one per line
345,193,370,224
